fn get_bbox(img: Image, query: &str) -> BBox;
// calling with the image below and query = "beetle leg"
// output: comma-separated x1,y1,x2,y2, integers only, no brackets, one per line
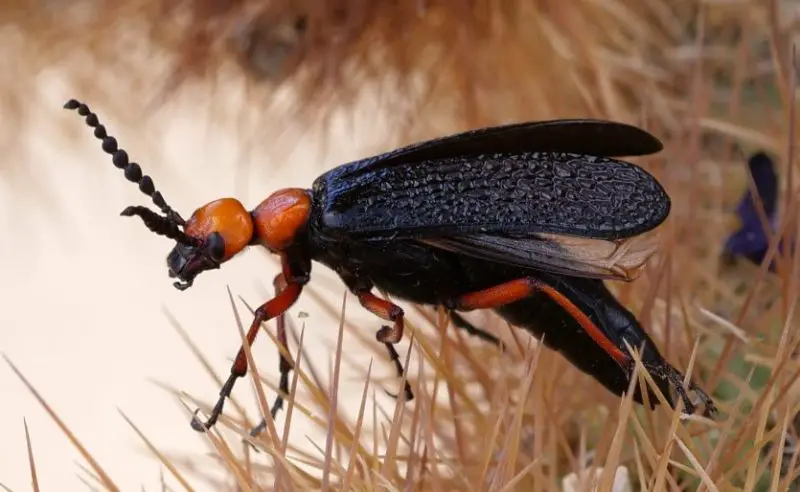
449,277,630,367
448,310,505,351
249,273,294,438
191,259,305,433
355,290,405,343
355,289,414,401
447,277,717,418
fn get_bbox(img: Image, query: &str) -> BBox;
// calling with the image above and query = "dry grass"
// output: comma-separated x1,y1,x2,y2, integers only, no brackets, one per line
4,0,800,490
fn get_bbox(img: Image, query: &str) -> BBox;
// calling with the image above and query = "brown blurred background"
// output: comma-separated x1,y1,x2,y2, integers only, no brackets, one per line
1,1,799,490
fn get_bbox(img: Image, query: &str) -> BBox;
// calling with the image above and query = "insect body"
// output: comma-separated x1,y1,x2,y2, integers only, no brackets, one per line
65,99,717,436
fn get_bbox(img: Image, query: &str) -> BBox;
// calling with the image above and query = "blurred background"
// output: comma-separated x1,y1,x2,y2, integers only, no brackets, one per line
1,1,800,490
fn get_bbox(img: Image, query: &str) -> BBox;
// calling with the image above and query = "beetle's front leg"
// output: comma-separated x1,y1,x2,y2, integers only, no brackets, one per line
248,272,295,438
191,254,308,433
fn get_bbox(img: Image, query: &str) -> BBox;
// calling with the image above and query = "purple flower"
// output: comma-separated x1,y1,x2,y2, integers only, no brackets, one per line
723,151,783,270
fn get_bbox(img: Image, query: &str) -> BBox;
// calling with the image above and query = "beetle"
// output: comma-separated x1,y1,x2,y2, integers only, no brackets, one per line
64,98,717,436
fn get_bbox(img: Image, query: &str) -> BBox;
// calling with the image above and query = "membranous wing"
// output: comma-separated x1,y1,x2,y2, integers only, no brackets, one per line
319,151,671,242
421,231,662,282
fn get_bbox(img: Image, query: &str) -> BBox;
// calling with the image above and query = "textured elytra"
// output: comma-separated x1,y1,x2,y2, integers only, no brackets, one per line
319,152,670,240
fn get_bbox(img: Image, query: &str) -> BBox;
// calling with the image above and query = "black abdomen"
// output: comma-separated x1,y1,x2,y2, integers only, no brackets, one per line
310,220,671,405
309,231,473,305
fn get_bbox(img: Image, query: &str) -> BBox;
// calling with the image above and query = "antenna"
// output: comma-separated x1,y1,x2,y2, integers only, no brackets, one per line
64,99,200,246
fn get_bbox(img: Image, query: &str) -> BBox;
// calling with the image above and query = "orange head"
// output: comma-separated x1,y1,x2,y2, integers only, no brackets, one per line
64,98,313,290
164,198,255,290
162,189,311,289
124,190,311,291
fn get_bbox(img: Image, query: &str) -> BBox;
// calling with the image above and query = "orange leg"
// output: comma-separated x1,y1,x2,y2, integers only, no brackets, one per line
356,290,405,343
248,273,294,438
449,278,631,368
191,266,304,433
449,278,718,418
355,289,414,401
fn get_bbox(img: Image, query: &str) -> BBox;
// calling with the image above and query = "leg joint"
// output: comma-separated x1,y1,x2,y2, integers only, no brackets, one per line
388,305,404,321
254,304,269,320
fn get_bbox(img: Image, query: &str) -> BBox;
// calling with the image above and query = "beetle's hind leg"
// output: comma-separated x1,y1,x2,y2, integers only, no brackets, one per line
446,277,631,367
446,277,717,419
644,360,718,419
448,310,505,351
354,289,414,402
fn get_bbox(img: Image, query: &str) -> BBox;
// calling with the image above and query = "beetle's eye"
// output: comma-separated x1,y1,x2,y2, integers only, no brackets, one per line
207,232,226,261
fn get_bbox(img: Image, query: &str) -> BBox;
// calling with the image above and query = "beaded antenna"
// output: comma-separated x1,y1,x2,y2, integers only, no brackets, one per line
63,99,199,247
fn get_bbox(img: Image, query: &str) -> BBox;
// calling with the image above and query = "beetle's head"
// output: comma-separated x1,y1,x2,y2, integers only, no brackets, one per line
159,188,311,289
161,198,254,290
117,197,255,291
64,98,312,291
64,99,259,291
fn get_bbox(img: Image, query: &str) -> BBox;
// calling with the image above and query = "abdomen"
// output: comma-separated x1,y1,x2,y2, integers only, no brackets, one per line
310,223,670,402
310,234,476,305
